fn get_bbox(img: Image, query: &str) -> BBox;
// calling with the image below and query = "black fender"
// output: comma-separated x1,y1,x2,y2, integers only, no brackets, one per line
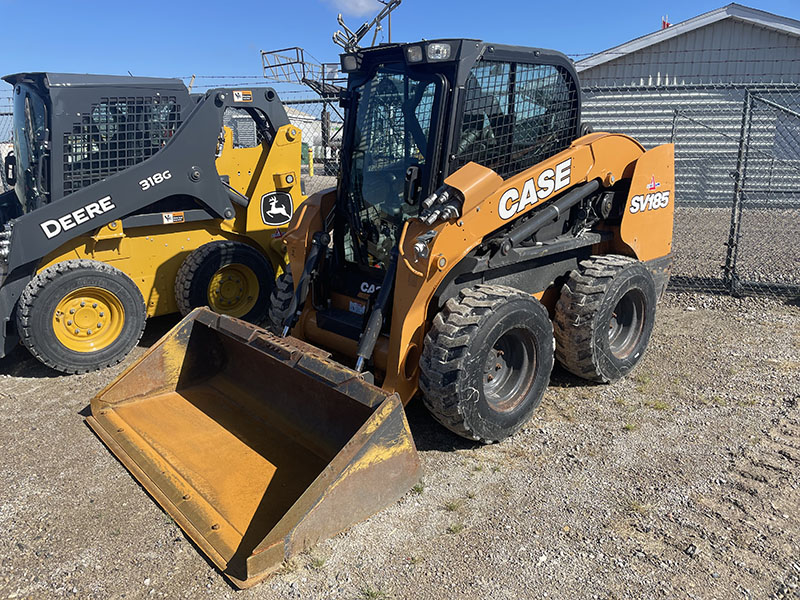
0,263,35,359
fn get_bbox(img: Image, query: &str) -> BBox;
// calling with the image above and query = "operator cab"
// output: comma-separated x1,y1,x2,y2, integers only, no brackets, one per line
1,72,192,221
304,40,581,363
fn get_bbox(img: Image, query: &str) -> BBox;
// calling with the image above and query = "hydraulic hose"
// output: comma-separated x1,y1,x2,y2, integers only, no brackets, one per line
504,179,601,251
355,246,398,372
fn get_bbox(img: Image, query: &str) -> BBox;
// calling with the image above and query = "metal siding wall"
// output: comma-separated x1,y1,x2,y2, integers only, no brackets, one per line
580,19,800,86
582,87,744,206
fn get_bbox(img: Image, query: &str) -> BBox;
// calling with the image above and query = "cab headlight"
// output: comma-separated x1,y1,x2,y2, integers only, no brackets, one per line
406,46,423,63
427,43,452,61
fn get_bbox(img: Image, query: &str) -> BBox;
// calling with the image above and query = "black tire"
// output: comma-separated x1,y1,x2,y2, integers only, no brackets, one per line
554,254,657,383
16,260,146,374
175,241,274,324
419,284,555,443
267,266,294,334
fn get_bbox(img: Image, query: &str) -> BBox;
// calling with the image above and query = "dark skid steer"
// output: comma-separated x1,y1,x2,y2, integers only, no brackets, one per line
88,39,674,586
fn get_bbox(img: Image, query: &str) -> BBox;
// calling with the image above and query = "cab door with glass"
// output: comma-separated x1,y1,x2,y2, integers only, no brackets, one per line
12,84,50,213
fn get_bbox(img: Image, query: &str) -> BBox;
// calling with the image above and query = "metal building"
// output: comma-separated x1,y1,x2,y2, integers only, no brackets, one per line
576,3,800,296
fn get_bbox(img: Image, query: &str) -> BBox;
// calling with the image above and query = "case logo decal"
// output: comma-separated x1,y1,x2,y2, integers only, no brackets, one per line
261,192,293,226
498,158,572,220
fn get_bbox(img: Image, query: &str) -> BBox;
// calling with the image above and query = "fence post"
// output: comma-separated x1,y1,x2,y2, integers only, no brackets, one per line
321,102,331,176
723,89,753,297
670,108,679,144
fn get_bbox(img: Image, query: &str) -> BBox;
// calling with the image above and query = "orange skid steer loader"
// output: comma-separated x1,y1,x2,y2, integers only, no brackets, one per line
86,39,674,587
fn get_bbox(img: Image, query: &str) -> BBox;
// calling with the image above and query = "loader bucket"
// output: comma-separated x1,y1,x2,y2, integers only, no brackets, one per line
86,308,420,588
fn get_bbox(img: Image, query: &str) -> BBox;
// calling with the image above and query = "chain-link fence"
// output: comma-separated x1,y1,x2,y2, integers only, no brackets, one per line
1,76,796,299
0,107,11,193
283,97,343,197
582,83,800,298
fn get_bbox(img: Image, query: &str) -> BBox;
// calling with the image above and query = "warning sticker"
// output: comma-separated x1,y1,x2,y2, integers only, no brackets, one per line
233,90,253,103
162,212,185,225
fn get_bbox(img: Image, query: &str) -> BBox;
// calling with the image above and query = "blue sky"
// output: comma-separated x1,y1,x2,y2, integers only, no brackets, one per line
1,0,799,96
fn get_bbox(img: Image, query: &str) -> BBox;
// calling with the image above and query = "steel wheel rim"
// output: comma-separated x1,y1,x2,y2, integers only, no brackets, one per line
483,327,537,413
52,286,125,352
207,263,259,318
608,289,645,360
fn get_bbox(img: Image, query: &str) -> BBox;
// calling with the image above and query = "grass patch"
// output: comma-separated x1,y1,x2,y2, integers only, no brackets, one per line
491,465,500,473
626,499,652,515
623,423,638,432
410,482,425,495
310,557,326,570
646,399,670,411
360,585,387,599
447,522,465,534
701,395,727,407
443,500,461,512
473,463,484,472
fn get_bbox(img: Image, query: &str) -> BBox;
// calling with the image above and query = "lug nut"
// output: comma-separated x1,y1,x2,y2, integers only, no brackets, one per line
70,309,75,314
80,302,85,307
99,312,105,317
487,374,494,382
92,303,98,309
97,323,102,328
87,329,93,335
74,329,80,334
67,320,72,326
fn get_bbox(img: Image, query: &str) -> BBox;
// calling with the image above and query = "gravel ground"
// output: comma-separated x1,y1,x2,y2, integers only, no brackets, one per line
0,291,798,600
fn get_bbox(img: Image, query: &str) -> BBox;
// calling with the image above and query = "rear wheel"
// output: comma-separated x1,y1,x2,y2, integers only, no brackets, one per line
17,260,146,374
419,285,554,443
175,241,274,324
554,254,657,383
267,266,294,334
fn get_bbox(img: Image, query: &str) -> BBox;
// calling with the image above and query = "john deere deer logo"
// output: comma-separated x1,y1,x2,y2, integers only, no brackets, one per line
260,192,293,226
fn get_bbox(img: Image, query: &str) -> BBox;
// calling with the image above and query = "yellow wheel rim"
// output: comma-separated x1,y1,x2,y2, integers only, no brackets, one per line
52,287,126,353
207,263,260,318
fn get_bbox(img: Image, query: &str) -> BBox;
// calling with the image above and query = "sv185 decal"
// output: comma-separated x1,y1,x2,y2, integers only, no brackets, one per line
498,158,572,220
630,190,670,214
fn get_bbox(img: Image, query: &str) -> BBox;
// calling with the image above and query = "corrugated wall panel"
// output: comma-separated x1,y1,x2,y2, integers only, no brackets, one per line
579,19,800,86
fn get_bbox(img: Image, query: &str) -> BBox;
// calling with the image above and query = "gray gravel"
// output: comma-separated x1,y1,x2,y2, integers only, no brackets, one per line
0,291,798,599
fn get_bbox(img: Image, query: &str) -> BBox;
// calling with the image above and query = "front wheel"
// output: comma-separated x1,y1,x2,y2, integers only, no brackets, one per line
16,260,146,374
419,285,555,443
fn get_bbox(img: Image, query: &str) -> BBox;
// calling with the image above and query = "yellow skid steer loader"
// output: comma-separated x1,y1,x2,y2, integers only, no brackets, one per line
87,39,674,587
0,74,303,373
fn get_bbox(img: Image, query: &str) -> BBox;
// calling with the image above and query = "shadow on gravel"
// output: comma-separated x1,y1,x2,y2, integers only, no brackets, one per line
549,363,598,389
397,366,596,453
0,314,183,379
138,314,181,348
0,343,60,379
404,399,480,453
